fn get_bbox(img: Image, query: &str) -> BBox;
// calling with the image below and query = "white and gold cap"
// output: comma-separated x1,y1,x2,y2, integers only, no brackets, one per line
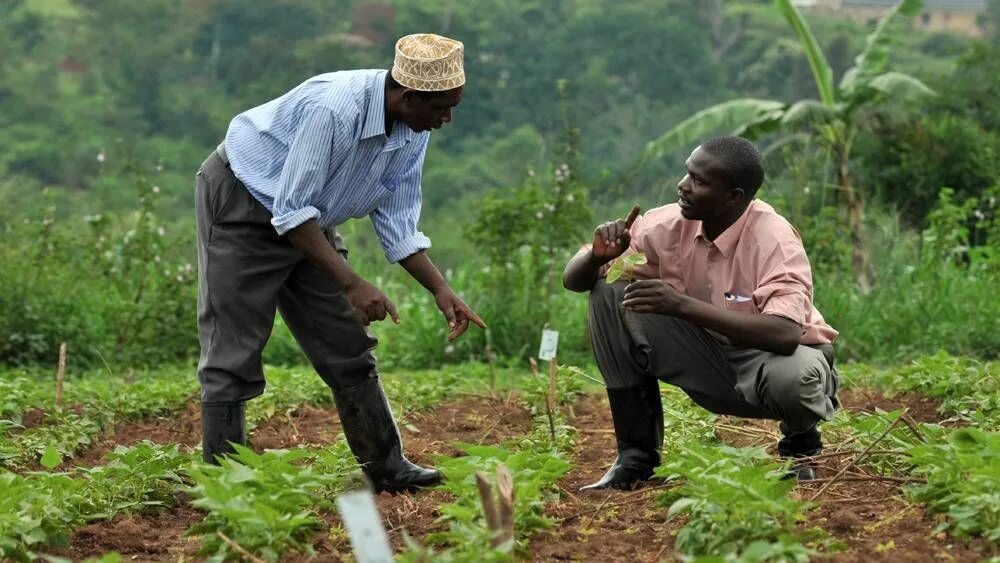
391,33,465,92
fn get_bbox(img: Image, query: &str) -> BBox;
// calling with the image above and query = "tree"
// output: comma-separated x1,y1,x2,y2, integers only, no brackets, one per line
645,0,934,293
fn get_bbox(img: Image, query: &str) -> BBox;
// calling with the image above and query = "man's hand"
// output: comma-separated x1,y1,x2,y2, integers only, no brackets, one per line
434,287,487,341
592,204,641,260
344,277,400,325
622,279,687,315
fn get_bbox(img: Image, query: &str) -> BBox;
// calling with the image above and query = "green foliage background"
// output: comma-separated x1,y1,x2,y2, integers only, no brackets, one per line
2,0,1000,370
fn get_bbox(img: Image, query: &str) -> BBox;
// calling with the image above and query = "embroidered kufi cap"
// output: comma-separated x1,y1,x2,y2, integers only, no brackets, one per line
391,33,465,92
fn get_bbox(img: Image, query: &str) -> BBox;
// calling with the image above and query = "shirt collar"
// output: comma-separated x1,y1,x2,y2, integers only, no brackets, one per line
695,200,756,259
360,71,389,140
361,70,417,151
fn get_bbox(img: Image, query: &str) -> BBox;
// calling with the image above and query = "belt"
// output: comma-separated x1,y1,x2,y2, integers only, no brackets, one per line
215,142,229,166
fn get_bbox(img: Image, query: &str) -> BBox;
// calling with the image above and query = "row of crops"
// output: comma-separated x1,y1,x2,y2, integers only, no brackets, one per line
1,353,997,561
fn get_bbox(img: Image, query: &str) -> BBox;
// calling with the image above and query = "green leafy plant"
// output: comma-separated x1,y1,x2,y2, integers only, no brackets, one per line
655,444,826,561
908,428,1000,542
0,442,189,562
185,444,356,562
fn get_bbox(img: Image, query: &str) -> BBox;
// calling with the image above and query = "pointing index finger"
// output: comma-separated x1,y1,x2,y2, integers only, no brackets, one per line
624,204,641,228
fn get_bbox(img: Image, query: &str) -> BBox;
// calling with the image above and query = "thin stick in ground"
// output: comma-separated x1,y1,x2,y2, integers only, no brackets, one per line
808,411,908,501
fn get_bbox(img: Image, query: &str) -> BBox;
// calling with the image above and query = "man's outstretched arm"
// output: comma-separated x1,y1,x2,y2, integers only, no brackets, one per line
399,250,486,341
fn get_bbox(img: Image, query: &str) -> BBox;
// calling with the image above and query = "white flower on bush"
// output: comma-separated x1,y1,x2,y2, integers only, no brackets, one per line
566,193,574,203
554,163,571,183
152,186,160,194
157,227,166,237
96,152,106,163
154,255,161,263
535,211,544,219
443,344,455,355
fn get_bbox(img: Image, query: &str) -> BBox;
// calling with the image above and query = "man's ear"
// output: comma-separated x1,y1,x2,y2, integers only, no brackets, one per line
727,187,746,207
400,88,418,104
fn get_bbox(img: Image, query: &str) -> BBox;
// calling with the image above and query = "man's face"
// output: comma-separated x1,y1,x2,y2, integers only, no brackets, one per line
676,146,739,221
401,86,463,132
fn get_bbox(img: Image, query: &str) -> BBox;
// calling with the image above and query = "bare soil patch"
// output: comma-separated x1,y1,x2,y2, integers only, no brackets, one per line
45,494,204,562
530,393,680,562
72,400,202,467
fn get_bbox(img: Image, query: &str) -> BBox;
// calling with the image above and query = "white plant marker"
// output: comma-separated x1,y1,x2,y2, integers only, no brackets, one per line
538,329,560,441
336,489,394,563
538,329,559,361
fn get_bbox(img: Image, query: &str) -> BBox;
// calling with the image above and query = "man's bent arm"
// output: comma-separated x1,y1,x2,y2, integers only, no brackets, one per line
563,249,609,293
678,297,802,355
285,219,362,289
399,250,448,294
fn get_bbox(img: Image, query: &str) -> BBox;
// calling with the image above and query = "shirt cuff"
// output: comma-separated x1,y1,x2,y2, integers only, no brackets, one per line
384,233,432,263
759,291,809,326
271,206,321,235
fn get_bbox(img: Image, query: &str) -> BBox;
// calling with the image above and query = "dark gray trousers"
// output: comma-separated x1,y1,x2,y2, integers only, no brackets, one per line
589,280,838,436
195,149,377,403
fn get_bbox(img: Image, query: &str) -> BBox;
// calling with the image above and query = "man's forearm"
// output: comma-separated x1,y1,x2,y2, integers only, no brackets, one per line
285,220,360,288
399,250,448,294
676,297,803,355
563,249,608,293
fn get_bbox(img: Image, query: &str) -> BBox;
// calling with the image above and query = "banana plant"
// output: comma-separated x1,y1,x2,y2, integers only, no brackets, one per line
646,0,933,293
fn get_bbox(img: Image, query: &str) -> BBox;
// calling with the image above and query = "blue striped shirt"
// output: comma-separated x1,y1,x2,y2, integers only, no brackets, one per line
224,69,432,263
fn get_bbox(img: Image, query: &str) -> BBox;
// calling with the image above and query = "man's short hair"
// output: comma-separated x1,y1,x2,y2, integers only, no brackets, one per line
700,136,765,198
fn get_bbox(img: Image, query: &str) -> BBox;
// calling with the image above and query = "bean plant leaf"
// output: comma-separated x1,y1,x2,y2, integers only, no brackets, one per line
606,253,648,283
40,444,61,469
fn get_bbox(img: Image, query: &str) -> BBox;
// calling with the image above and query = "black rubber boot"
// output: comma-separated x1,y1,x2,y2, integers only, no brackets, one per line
201,402,247,464
581,379,663,491
778,424,822,481
332,377,442,494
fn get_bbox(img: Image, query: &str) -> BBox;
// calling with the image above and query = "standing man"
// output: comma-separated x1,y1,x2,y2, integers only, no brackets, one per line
195,33,485,493
564,136,838,490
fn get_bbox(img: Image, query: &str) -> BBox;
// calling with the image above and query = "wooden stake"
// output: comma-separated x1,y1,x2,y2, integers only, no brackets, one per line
496,464,515,547
55,342,67,410
475,464,515,548
546,358,558,442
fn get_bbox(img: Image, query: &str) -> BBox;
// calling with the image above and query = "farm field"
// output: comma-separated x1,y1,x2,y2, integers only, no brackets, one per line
2,354,997,562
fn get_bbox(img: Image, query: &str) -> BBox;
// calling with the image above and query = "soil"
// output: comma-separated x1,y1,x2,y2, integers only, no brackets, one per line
35,386,998,562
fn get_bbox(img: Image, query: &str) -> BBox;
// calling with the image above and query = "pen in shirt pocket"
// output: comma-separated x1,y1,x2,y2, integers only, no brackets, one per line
724,291,753,303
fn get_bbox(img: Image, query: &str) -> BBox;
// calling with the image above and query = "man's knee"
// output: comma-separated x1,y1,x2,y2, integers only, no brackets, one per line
762,348,829,412
199,369,265,403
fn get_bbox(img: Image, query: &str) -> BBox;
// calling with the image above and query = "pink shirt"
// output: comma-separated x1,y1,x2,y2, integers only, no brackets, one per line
601,200,837,345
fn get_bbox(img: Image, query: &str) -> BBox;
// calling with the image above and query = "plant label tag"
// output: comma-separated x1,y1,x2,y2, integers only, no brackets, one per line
538,329,559,361
336,489,394,563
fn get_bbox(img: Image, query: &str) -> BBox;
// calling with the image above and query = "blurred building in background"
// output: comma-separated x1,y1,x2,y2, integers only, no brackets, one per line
792,0,987,37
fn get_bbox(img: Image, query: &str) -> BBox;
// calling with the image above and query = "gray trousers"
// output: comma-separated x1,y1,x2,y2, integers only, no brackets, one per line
589,281,838,436
195,149,377,403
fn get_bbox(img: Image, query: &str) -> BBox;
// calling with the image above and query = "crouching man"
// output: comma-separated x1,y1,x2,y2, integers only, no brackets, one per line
563,136,839,490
